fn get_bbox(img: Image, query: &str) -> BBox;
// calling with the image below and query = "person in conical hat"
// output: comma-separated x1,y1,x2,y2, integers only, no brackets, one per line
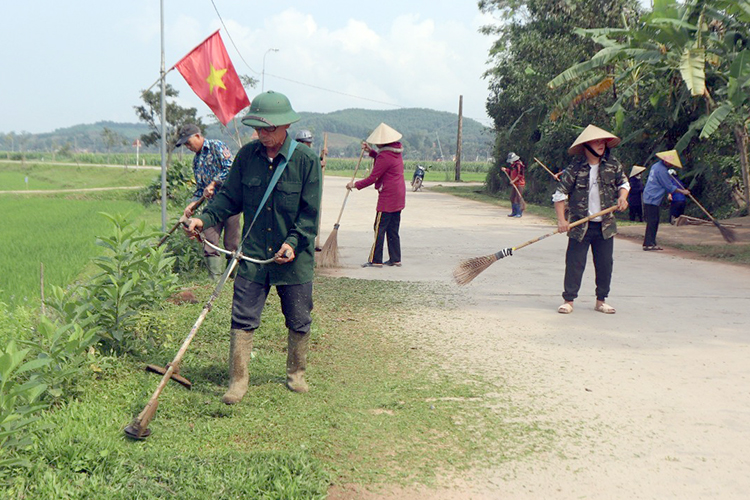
628,165,646,222
346,122,406,267
642,149,690,250
186,90,322,399
552,124,630,315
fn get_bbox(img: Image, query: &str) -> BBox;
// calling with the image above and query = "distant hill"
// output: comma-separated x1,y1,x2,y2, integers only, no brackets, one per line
1,109,494,161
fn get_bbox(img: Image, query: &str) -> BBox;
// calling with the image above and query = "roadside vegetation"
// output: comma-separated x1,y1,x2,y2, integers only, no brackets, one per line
0,165,555,498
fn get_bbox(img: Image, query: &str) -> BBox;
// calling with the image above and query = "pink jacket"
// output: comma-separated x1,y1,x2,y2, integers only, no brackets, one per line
354,142,406,213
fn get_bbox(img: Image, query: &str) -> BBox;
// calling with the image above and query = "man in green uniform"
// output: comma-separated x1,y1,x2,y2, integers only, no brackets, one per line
186,91,322,402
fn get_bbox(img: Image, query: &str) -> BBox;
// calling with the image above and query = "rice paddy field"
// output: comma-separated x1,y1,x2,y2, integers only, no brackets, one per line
0,160,159,307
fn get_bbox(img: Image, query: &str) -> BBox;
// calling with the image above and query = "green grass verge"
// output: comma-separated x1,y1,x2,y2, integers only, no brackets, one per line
0,161,157,191
3,277,554,498
670,243,750,265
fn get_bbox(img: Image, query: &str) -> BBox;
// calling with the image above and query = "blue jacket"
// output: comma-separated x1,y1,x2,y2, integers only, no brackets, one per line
643,160,677,205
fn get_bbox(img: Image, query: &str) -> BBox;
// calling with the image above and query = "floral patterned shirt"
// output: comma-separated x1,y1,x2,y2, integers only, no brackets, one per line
191,139,233,202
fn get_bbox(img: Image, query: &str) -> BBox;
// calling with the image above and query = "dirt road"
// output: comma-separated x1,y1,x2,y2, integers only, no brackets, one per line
319,176,750,499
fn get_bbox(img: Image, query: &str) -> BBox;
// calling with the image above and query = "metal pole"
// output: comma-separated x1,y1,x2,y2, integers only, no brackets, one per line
455,95,463,182
261,48,279,92
159,0,167,231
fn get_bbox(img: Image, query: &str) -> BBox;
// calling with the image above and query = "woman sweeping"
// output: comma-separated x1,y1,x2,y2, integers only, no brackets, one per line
347,123,406,268
552,125,630,315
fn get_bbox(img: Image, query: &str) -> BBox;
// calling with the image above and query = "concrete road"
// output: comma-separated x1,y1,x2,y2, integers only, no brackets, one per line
318,175,750,499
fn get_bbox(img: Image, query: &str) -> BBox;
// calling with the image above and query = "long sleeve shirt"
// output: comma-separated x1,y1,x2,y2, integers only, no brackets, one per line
190,139,234,202
196,134,321,285
354,142,406,213
643,160,678,206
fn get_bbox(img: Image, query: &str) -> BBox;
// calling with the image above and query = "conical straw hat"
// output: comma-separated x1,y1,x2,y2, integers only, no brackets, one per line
629,165,646,177
655,150,683,168
568,124,621,156
366,123,402,145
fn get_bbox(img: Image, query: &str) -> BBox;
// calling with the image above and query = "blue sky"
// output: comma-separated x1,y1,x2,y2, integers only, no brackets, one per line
0,1,498,134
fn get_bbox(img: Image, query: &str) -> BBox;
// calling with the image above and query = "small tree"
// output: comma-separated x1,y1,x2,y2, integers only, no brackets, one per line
101,127,125,164
134,84,204,167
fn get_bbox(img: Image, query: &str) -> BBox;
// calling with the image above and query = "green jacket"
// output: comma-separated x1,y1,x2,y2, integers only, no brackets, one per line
555,153,627,242
196,134,321,285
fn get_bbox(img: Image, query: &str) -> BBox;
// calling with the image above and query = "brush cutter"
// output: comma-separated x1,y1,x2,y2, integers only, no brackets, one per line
156,195,206,248
669,175,737,243
453,205,618,285
125,232,287,440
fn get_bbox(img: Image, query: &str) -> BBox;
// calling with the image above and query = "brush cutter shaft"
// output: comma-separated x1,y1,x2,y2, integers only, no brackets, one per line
125,257,239,439
157,196,206,248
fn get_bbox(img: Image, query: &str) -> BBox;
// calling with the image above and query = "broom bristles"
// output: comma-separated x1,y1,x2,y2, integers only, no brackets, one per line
714,221,738,243
452,254,498,286
316,228,340,268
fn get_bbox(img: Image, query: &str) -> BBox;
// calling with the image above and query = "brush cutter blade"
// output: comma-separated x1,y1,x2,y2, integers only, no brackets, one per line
146,364,192,389
124,422,152,440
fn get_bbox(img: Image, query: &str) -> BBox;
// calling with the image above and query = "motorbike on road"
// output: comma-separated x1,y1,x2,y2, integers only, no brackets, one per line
411,164,428,192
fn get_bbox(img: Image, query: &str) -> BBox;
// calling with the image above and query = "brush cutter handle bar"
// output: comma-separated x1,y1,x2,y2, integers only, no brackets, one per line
200,238,281,264
157,196,206,248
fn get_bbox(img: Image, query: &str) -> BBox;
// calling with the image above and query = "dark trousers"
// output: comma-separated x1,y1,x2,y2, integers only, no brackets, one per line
629,202,643,222
670,200,686,221
643,203,660,247
563,222,614,302
231,276,313,333
368,211,401,264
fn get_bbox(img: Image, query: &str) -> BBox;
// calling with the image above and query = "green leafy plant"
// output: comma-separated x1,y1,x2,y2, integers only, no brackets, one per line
0,341,50,472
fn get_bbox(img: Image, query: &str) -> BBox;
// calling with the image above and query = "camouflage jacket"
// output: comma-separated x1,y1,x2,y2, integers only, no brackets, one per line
555,153,628,242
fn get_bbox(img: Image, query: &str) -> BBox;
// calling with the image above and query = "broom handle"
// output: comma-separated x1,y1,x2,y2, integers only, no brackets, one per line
533,157,559,179
333,148,366,226
669,175,715,222
513,205,619,251
501,167,526,209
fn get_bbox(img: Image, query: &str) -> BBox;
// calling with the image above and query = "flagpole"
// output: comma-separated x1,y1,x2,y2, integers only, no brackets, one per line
159,0,167,231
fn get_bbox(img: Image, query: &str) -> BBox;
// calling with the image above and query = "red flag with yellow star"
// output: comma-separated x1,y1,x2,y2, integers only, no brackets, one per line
174,30,250,126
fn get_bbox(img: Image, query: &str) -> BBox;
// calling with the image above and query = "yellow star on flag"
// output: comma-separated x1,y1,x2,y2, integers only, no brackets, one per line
206,64,228,94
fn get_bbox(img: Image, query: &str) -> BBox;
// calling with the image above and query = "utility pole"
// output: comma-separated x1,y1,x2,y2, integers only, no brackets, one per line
159,0,167,231
455,95,463,182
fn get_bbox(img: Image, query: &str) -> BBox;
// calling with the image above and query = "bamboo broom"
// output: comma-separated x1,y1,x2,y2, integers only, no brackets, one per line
669,175,737,243
453,205,619,285
317,147,366,268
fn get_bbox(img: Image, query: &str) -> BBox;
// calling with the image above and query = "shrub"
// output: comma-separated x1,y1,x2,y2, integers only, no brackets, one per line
46,213,180,353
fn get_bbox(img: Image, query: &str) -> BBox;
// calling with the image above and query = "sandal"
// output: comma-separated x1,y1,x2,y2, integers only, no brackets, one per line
361,262,383,268
384,260,402,267
557,303,573,314
595,303,616,314
642,245,664,251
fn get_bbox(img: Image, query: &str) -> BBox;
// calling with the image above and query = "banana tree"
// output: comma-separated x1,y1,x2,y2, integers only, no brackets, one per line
548,0,750,211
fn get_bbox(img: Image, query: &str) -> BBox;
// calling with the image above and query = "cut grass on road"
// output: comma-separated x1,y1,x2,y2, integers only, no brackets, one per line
3,277,554,498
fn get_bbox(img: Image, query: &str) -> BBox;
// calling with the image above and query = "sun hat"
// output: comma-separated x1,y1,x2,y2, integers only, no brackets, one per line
366,123,402,145
629,165,646,177
506,152,520,163
568,125,621,156
241,91,301,128
175,123,201,147
656,150,683,168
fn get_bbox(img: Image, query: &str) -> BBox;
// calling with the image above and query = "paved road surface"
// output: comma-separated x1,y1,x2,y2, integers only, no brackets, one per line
319,175,750,499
